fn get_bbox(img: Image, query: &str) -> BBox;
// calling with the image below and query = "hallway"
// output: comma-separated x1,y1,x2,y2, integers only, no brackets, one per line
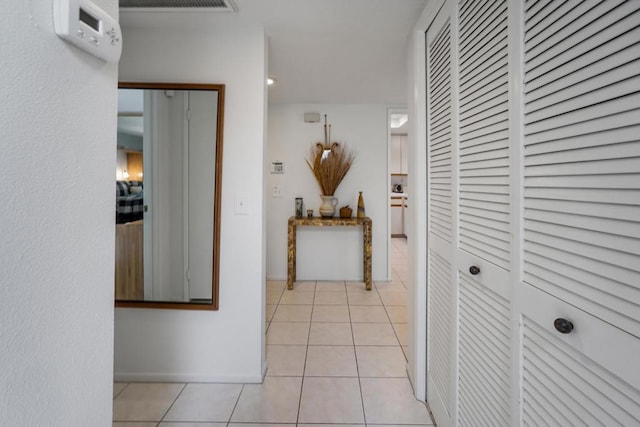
112,237,433,426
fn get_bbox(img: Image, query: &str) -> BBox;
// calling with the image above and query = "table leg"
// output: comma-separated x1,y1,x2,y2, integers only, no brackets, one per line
287,221,296,290
363,220,372,290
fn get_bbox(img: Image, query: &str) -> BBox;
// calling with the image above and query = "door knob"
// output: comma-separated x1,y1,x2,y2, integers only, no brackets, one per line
469,266,480,275
554,318,574,334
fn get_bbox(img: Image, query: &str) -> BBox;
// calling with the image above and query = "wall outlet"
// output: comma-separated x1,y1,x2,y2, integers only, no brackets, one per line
272,186,282,198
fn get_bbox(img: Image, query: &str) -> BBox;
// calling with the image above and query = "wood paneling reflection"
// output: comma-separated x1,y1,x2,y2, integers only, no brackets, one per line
115,220,143,300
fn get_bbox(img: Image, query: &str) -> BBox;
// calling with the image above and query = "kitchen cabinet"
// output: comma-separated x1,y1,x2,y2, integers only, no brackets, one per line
390,196,405,237
391,205,402,236
390,134,408,174
424,1,640,426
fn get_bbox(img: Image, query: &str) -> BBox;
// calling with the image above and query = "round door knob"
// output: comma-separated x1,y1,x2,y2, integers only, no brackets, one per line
554,318,574,334
469,266,480,275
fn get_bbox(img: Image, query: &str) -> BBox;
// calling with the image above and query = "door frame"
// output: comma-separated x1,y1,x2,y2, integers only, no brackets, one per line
404,0,441,403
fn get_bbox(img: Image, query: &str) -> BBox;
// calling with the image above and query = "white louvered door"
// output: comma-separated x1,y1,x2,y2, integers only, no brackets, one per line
520,0,640,424
424,0,640,426
522,0,640,338
455,0,512,426
426,4,456,426
521,284,640,425
427,1,514,425
457,0,511,269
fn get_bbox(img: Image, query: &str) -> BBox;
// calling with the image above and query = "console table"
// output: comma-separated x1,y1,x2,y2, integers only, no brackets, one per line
287,216,372,290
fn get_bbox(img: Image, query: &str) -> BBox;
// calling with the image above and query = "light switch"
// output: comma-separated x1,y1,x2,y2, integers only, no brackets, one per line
235,192,249,215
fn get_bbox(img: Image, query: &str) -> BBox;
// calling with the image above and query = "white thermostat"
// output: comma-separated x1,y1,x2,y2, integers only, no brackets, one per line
271,161,285,174
54,0,122,63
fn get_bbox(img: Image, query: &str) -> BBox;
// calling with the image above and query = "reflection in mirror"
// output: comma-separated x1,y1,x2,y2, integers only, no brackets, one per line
115,83,224,310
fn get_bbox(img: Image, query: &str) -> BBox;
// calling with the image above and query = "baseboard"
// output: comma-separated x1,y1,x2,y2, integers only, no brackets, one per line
267,275,383,282
114,372,264,384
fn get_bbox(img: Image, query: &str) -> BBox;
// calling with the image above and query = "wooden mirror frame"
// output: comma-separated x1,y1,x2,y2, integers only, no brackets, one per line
115,82,224,310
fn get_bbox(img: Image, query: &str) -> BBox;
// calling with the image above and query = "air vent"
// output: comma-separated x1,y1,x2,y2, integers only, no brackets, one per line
120,0,237,12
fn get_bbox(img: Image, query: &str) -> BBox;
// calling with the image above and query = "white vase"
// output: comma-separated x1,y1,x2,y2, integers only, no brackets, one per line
319,194,338,217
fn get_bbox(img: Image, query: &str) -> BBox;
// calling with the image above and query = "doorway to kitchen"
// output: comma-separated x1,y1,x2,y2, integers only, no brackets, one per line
388,108,409,283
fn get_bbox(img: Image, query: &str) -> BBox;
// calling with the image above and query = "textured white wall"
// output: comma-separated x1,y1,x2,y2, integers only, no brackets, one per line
0,0,118,425
114,23,267,382
267,104,390,281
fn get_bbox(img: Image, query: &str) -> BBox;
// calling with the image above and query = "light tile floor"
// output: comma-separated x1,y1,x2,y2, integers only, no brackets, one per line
113,238,434,426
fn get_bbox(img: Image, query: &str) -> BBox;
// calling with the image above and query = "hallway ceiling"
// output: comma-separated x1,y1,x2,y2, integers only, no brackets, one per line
119,0,428,104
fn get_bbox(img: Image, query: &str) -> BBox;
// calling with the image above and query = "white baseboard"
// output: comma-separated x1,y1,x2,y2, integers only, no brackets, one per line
265,275,386,282
113,372,264,384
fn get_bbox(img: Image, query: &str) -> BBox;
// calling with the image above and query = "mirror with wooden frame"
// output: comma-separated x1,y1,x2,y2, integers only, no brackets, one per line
115,83,224,310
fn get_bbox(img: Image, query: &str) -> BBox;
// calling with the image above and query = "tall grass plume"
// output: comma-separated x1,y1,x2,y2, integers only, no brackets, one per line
306,115,355,195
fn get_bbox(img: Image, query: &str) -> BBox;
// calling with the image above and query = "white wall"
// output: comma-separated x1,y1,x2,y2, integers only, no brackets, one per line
114,22,268,382
267,104,390,282
0,0,118,425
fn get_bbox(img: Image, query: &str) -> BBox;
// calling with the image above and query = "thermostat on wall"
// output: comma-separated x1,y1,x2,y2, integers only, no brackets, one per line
54,0,122,63
271,161,285,174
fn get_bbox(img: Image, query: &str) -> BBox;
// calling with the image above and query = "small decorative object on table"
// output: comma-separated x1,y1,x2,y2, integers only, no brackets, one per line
295,197,303,218
339,205,353,218
306,115,356,217
307,209,313,218
357,191,365,218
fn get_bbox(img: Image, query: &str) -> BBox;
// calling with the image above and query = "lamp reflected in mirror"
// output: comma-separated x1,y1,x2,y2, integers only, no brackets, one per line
115,83,224,310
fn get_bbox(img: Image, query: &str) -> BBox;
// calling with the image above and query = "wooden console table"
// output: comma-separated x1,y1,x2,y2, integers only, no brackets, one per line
287,216,372,290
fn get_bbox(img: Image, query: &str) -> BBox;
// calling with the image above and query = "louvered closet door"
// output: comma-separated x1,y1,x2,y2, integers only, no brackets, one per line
458,0,511,271
456,0,512,426
426,4,456,427
521,0,640,424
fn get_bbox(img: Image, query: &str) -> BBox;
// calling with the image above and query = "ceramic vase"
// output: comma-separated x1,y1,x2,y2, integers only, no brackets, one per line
319,194,338,217
357,191,365,218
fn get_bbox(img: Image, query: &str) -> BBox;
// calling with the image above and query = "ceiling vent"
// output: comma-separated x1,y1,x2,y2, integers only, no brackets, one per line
120,0,237,12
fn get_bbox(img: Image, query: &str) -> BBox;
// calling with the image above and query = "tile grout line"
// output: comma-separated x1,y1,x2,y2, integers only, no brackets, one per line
112,382,130,400
226,383,246,425
265,281,287,335
378,285,407,362
295,280,316,425
348,282,368,426
157,382,187,423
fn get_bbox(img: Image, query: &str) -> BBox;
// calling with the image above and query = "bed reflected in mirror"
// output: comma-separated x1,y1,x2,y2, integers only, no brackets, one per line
115,83,224,310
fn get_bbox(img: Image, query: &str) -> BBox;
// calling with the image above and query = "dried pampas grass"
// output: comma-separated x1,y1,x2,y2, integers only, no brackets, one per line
306,115,355,196
307,143,355,197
